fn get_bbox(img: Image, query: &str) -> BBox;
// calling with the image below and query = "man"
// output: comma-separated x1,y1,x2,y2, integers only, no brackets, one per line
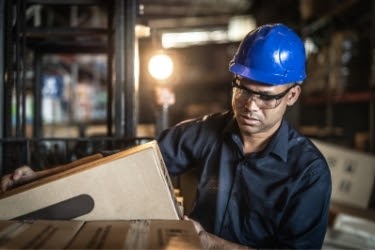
1,23,331,249
157,23,331,249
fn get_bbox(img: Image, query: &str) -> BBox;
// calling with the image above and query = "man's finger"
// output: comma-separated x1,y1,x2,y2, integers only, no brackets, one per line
1,177,13,192
12,166,30,181
183,215,204,234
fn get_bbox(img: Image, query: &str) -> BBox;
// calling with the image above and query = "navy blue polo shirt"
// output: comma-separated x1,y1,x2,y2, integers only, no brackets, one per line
157,111,332,249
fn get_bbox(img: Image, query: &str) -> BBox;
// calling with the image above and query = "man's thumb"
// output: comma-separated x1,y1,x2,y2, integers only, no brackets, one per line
12,168,25,181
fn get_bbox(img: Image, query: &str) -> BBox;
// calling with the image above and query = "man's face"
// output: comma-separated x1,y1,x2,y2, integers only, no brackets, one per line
231,77,300,137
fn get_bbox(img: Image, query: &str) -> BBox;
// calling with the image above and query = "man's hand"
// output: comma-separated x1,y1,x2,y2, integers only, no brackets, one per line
184,216,253,250
0,154,103,193
184,215,204,234
1,166,37,192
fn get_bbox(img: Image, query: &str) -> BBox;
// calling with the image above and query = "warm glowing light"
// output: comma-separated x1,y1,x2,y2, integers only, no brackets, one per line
148,54,174,81
160,15,256,48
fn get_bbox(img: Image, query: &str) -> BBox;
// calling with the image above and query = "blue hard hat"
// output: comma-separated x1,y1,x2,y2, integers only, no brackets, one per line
229,23,306,85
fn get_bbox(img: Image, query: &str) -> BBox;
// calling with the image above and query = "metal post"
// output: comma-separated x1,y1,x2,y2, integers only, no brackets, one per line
0,0,5,174
113,0,137,139
124,0,137,139
15,0,22,137
4,0,13,138
369,0,375,152
106,1,114,136
154,86,175,137
114,0,126,137
20,0,26,137
33,53,42,138
156,105,169,137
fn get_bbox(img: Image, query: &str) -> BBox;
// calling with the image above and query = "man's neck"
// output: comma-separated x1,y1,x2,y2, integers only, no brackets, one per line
241,121,282,154
242,135,269,154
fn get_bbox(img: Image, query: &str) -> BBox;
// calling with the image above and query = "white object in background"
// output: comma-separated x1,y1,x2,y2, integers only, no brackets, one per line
312,139,375,209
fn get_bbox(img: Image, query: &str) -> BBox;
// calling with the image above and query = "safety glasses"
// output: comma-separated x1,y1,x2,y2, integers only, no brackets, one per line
232,78,296,109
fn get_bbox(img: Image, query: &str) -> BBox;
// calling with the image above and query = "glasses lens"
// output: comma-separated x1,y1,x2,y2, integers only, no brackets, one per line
234,88,277,109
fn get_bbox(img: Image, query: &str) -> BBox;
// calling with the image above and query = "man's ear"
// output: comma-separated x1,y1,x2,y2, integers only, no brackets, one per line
286,85,301,106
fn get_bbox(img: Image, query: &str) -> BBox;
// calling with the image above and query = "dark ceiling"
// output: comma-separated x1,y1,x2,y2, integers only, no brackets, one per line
137,0,373,38
23,0,372,42
137,0,301,31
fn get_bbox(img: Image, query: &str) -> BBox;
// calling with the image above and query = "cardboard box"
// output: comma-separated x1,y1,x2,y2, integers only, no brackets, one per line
0,220,202,249
0,220,83,249
67,220,202,249
0,141,182,220
312,139,375,209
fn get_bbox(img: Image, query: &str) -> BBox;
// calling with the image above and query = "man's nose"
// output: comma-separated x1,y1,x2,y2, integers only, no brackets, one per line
244,95,260,110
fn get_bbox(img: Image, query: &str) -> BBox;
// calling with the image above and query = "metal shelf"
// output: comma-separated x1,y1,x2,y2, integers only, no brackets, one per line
26,27,110,38
302,90,375,105
26,0,108,5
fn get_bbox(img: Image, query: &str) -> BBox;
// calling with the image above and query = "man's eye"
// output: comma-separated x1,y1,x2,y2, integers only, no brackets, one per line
240,89,251,96
259,95,275,101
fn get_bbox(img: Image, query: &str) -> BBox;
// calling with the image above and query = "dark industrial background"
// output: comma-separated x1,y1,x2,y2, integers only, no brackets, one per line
0,1,375,247
1,0,373,168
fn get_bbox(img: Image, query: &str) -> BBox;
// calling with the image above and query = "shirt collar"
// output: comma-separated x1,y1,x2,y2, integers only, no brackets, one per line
263,119,289,162
223,113,237,134
224,113,289,162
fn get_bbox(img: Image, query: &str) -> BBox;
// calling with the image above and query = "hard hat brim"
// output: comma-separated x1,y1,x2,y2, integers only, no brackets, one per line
229,63,306,85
